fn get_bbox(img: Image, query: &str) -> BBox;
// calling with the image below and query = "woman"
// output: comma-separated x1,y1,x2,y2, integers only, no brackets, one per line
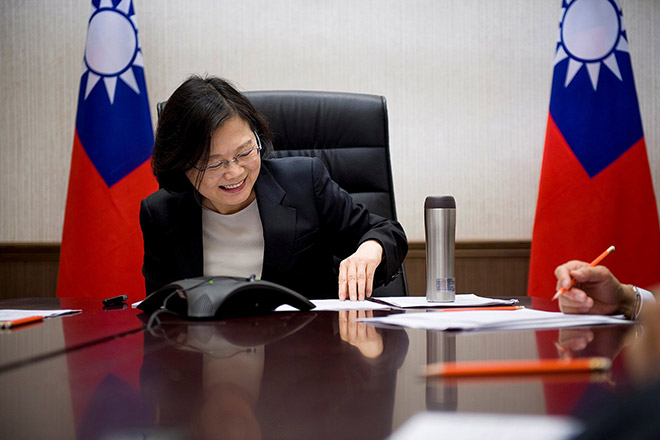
140,75,408,300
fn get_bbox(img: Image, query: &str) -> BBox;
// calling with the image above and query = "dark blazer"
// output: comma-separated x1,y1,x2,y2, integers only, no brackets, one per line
140,157,408,299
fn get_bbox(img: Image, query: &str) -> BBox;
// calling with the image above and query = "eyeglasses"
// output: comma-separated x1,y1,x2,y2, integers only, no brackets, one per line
194,132,262,173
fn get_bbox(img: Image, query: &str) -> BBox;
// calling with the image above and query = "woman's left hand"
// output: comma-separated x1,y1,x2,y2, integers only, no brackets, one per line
338,240,383,301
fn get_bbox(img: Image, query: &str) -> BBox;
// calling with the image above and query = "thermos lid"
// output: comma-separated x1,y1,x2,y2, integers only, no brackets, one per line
424,196,456,209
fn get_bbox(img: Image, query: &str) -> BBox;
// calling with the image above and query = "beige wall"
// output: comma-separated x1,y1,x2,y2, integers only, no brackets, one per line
1,0,658,243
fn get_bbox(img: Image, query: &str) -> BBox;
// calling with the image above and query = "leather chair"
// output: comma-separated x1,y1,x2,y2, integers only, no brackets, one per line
157,91,408,296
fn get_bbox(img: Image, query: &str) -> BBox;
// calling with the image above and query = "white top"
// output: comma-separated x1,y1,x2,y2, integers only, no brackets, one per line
202,199,265,279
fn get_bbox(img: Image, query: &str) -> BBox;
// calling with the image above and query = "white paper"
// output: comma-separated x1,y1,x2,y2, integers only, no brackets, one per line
0,309,81,321
389,412,583,440
373,294,518,308
359,308,630,331
276,299,391,312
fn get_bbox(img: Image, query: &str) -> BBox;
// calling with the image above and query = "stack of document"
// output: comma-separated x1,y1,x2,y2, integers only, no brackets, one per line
359,308,630,331
276,299,391,312
371,294,518,309
276,294,516,312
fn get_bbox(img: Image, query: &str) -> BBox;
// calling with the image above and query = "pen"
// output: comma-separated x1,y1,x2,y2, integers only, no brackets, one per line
0,315,44,329
437,306,524,312
102,294,128,306
552,245,615,301
425,357,611,377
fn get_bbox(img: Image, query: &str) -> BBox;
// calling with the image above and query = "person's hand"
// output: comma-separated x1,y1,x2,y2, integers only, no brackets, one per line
338,310,384,358
338,240,383,301
555,328,595,359
556,325,631,361
554,261,635,316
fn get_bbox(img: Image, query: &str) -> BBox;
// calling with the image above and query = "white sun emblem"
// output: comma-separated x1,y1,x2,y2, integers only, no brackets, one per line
554,0,628,90
82,0,144,104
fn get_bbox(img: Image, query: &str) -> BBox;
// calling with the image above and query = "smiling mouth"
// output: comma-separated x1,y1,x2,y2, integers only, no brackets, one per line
219,179,246,191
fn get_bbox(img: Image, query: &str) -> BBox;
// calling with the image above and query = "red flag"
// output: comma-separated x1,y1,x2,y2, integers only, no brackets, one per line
58,0,157,302
528,0,660,299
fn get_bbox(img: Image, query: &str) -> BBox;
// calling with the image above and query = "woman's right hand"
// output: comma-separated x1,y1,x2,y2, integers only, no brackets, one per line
554,261,635,316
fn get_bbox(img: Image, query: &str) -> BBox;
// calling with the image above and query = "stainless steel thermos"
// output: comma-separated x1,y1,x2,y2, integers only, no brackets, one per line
424,196,456,302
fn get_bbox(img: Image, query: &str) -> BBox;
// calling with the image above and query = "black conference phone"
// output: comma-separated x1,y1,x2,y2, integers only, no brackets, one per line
137,276,315,320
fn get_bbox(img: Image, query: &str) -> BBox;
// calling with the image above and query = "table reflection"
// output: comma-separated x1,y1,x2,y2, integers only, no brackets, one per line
554,325,631,361
139,311,409,439
418,324,634,419
2,297,646,439
426,331,457,411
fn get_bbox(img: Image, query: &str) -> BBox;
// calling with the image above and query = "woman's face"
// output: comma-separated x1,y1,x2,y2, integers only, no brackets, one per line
186,116,261,214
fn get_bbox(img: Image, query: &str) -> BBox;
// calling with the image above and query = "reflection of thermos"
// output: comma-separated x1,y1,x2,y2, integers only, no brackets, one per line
425,196,456,302
426,331,457,411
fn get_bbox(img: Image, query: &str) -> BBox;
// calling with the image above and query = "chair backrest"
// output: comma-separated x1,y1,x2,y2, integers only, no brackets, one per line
245,91,407,297
157,91,408,296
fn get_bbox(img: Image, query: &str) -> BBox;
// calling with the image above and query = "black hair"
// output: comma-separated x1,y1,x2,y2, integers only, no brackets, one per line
152,75,273,192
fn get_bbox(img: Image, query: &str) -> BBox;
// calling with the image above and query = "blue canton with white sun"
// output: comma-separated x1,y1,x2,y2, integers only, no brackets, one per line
550,0,643,178
76,0,153,188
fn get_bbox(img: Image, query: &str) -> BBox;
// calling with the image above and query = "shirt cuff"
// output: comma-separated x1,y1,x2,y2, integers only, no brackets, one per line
639,287,655,306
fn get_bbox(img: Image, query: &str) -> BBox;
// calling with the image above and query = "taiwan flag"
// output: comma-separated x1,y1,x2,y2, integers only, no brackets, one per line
57,0,157,302
528,0,660,300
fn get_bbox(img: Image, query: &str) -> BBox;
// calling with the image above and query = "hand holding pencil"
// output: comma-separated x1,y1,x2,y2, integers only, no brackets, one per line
553,246,615,301
553,249,637,316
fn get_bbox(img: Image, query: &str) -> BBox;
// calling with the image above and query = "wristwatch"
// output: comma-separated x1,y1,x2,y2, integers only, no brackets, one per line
628,285,643,321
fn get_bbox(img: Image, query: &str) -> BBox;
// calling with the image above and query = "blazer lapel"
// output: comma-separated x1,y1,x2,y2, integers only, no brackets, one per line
255,162,296,280
168,192,204,279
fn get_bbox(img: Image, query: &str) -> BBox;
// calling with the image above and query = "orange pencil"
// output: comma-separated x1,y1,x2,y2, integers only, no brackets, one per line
552,245,615,301
0,315,44,329
425,357,611,377
437,306,523,312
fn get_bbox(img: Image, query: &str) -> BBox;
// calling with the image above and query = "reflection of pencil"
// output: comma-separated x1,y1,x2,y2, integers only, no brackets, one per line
429,371,612,385
552,245,615,301
0,315,44,329
438,306,523,312
425,357,611,377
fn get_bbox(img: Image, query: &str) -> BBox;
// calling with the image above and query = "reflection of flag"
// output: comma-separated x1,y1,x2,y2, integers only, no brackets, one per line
57,0,157,302
529,0,660,299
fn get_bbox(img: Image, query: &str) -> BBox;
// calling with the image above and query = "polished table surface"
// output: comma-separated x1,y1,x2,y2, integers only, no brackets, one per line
0,298,144,371
0,297,638,439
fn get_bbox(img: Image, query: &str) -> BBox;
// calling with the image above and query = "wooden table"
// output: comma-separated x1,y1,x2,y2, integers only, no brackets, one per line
0,297,636,439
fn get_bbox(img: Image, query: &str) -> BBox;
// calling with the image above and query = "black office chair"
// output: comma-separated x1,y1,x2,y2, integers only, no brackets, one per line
157,91,408,296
